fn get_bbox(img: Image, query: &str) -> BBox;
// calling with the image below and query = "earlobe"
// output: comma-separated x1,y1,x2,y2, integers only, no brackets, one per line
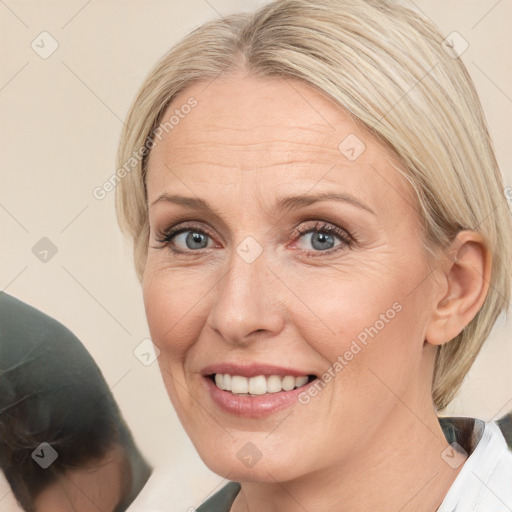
425,231,491,346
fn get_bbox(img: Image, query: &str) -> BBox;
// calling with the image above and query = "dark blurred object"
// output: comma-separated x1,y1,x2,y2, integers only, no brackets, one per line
0,292,151,512
497,412,512,450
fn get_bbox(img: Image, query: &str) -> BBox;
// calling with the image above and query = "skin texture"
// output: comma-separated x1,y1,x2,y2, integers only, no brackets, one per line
143,71,490,512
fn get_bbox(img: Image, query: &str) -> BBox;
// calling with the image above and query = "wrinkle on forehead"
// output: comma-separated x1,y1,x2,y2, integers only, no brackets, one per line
146,73,418,221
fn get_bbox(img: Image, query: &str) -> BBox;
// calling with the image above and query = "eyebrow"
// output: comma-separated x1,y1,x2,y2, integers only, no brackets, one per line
150,192,375,216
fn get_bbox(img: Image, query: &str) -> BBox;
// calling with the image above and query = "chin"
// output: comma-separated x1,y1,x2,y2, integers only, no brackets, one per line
193,436,308,483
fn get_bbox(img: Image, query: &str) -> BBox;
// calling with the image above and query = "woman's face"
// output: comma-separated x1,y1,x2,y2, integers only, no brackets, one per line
143,72,442,482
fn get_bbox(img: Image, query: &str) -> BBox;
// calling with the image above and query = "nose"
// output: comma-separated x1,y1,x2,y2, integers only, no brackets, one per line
206,246,285,345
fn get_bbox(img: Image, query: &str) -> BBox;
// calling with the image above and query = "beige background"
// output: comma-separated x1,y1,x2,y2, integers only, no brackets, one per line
1,0,511,510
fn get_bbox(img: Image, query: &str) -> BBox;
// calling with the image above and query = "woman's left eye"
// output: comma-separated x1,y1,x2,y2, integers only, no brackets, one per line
291,221,353,255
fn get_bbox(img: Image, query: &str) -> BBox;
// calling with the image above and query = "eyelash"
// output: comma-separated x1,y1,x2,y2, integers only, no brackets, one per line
154,220,354,257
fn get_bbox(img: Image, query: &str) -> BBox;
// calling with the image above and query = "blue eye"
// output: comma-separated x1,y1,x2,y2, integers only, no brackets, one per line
292,221,352,255
174,231,211,250
156,225,214,252
298,231,338,251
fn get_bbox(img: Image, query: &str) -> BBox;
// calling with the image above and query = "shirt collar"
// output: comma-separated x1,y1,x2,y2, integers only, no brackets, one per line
438,418,512,511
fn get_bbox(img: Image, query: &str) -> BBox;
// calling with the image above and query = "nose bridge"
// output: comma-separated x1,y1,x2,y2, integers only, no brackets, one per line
208,239,283,343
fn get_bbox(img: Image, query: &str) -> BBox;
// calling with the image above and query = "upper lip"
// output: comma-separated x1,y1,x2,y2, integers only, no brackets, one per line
201,363,316,378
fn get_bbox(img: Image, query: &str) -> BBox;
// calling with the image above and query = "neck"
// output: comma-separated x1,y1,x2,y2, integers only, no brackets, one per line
231,407,463,512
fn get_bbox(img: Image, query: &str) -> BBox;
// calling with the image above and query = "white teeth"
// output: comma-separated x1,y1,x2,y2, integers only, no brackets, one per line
215,373,224,389
281,375,296,391
295,376,309,387
213,374,311,395
248,375,267,395
267,375,282,393
231,375,248,394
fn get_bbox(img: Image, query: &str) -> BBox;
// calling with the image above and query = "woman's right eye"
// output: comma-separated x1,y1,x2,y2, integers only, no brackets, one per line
155,225,216,253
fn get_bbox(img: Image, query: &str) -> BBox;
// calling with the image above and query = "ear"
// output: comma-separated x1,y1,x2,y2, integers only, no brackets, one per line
425,231,492,346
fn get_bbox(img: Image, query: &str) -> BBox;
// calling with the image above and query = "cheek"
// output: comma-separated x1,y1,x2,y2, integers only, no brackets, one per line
142,266,212,422
287,257,430,385
289,267,409,346
142,263,208,358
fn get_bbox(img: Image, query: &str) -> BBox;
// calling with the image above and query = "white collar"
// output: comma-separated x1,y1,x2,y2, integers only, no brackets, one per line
438,420,512,511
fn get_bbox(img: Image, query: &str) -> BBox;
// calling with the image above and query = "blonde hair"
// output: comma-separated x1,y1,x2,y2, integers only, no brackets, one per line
115,0,512,409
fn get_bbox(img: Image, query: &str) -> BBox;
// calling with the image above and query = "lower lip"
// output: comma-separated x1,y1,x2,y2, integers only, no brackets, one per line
204,376,315,418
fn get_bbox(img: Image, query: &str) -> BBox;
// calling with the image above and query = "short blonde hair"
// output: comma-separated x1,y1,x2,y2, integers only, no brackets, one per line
115,0,512,410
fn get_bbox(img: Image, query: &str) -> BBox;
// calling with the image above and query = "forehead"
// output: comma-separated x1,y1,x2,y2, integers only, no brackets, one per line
145,72,416,216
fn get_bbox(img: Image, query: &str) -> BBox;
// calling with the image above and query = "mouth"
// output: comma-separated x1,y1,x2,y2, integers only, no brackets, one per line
210,373,316,395
201,363,319,417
